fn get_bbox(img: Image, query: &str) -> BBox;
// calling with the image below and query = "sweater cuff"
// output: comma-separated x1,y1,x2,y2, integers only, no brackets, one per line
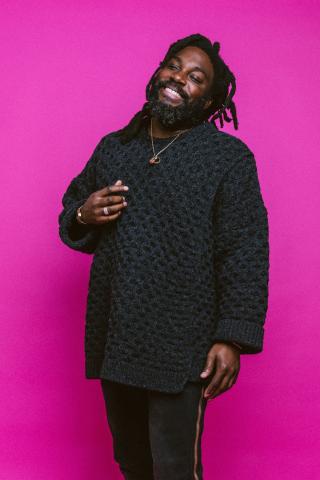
212,318,265,354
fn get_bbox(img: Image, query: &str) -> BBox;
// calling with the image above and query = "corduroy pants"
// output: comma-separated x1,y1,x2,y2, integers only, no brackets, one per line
100,378,208,480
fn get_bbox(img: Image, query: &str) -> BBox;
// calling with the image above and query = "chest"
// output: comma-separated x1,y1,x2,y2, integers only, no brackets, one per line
95,140,222,215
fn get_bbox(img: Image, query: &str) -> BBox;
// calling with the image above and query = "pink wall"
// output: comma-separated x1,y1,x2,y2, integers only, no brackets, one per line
1,1,319,478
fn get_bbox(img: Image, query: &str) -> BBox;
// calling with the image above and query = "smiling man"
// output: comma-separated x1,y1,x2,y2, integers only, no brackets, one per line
147,47,215,133
58,33,269,480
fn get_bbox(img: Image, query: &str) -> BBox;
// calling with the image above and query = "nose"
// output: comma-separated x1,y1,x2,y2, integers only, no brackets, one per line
170,70,186,85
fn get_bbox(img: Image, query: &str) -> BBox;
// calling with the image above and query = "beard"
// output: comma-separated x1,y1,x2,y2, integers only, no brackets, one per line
147,78,211,130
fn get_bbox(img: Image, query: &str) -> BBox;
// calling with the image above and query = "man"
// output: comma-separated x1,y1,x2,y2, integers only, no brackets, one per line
58,33,269,480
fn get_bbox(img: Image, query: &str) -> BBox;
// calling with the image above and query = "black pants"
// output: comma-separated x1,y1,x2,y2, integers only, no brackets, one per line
100,378,208,480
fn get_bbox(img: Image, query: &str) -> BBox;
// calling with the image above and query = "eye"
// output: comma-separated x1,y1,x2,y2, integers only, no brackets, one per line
167,63,203,84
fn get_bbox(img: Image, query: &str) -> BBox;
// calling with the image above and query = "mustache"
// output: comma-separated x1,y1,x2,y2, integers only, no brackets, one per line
154,80,188,100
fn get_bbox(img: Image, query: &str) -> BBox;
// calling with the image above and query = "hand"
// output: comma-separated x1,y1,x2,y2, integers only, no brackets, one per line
200,342,241,400
79,180,129,224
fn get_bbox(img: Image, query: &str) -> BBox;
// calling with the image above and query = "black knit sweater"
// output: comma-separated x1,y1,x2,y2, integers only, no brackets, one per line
58,121,269,393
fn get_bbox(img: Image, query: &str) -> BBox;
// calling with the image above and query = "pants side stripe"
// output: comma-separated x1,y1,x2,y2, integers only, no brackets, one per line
193,386,205,480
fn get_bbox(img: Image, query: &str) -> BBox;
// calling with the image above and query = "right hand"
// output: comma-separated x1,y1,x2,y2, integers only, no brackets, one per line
78,180,128,224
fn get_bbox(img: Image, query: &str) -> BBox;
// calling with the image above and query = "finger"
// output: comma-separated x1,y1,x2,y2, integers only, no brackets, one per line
98,182,129,196
204,370,227,399
99,195,127,206
95,179,121,195
211,375,233,399
200,355,216,379
97,201,127,219
96,210,122,223
228,368,240,389
226,372,237,390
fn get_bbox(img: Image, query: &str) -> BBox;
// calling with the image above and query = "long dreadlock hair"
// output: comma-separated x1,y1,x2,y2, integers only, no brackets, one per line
114,34,238,144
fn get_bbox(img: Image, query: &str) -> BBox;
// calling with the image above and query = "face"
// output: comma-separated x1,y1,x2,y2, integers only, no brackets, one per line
148,46,215,129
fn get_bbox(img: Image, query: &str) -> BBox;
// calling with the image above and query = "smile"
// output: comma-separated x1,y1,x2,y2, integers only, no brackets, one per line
161,87,184,102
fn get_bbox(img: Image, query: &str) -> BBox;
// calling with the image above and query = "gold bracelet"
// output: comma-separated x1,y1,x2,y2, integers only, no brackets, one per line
76,205,88,225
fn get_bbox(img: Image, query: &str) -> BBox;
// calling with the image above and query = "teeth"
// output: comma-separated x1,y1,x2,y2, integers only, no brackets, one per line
165,87,182,98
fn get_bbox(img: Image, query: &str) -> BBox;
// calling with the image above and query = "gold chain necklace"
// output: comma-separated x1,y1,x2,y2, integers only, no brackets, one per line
148,118,191,165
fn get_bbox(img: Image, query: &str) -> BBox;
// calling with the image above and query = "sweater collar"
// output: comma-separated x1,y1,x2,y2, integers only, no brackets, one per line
139,120,216,144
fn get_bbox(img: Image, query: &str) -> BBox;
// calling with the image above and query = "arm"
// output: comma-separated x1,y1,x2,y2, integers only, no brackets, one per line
58,137,105,254
212,153,269,354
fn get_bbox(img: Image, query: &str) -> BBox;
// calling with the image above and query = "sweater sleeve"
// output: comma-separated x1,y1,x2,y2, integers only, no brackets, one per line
58,138,105,254
212,153,269,354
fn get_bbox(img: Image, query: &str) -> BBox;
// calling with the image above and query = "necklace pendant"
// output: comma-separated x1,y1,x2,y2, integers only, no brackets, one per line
149,155,160,165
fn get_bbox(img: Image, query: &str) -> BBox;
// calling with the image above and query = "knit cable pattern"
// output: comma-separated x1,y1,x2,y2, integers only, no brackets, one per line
58,122,269,393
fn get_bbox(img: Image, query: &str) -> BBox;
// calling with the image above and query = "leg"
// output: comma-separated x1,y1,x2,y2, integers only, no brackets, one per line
148,382,207,480
100,379,154,480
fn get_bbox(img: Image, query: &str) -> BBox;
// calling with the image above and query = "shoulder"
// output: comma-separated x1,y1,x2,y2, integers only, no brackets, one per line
97,128,121,146
86,129,123,160
203,123,254,160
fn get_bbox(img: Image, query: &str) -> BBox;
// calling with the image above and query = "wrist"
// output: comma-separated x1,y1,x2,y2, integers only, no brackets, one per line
76,205,88,225
230,341,243,351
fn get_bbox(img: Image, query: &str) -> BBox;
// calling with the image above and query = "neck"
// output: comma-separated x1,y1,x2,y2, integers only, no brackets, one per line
148,115,189,138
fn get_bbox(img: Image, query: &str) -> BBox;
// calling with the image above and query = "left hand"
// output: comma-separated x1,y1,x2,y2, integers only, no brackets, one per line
200,342,241,400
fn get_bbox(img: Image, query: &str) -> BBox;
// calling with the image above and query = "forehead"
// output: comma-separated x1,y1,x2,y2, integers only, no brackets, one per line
168,46,214,80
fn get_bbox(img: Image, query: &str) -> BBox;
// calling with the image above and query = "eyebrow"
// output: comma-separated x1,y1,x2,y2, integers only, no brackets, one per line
169,55,209,80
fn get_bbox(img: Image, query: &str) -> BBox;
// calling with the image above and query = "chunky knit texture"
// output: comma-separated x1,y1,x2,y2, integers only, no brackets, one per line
58,121,269,393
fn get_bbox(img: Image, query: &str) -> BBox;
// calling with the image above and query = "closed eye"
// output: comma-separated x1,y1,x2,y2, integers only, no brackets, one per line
167,64,202,84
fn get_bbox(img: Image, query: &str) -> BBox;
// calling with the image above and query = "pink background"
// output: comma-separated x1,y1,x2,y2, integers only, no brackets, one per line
1,1,319,478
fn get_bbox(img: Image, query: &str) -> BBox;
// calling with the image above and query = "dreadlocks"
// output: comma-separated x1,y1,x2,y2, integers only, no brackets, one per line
114,33,238,144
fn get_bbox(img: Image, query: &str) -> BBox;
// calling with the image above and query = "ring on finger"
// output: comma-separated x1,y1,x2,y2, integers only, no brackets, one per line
103,206,110,216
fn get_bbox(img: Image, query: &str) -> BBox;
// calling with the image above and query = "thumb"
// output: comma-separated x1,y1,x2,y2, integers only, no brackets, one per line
200,356,215,378
114,179,122,185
